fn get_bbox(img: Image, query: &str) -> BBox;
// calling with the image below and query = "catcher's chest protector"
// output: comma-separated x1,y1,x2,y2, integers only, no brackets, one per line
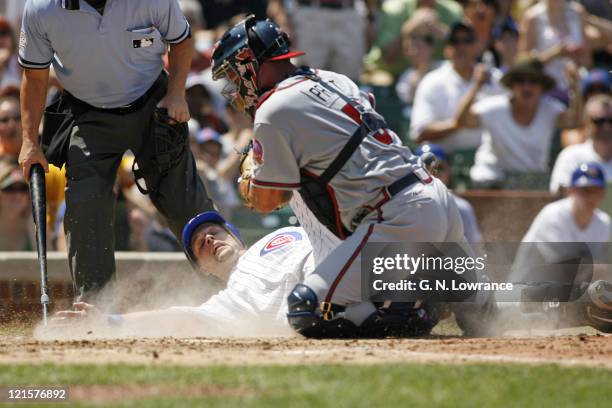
297,124,368,240
295,71,387,240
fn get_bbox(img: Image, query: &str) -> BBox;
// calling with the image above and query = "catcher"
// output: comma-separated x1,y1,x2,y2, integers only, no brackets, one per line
214,16,499,338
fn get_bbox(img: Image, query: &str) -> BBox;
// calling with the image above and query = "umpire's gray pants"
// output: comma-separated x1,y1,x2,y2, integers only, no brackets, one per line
64,94,213,301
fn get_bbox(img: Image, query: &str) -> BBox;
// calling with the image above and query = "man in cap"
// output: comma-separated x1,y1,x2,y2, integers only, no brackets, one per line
451,58,582,186
525,163,610,244
511,163,612,333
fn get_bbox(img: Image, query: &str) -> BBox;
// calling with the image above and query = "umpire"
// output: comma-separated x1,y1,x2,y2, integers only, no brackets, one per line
17,0,214,300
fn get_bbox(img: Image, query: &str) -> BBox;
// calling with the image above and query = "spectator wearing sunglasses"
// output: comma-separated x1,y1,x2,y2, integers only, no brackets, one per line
0,17,20,93
410,22,504,152
0,162,34,250
451,58,582,186
456,0,498,55
395,8,446,107
0,95,21,164
560,69,611,147
551,94,612,194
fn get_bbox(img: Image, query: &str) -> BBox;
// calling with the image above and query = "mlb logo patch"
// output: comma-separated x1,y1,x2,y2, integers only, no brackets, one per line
260,231,302,256
133,38,154,48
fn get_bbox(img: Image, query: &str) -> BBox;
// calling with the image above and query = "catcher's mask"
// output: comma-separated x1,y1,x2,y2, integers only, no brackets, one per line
211,15,304,117
182,211,244,266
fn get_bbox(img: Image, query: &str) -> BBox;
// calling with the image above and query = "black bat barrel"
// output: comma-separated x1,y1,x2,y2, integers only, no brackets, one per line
29,164,49,323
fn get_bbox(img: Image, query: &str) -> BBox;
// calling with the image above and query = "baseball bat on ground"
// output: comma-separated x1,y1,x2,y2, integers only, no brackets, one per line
29,164,49,326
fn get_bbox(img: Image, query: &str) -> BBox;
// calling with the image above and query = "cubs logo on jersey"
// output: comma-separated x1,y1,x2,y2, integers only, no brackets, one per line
260,231,303,256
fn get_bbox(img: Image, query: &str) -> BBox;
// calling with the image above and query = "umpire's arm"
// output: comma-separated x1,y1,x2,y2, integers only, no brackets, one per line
19,67,50,181
158,35,194,123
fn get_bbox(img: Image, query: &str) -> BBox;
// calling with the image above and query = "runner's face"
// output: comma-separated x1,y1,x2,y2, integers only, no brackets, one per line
192,223,243,278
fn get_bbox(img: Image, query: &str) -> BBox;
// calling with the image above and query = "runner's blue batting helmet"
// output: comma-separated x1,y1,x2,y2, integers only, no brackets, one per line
182,211,244,264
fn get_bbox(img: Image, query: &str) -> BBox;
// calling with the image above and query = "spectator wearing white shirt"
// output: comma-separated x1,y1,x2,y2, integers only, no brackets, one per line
523,162,610,244
510,163,612,332
451,58,582,186
410,22,504,152
550,94,612,194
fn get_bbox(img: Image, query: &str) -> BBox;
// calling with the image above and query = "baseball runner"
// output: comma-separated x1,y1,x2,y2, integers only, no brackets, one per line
211,16,492,338
53,210,315,336
53,206,612,336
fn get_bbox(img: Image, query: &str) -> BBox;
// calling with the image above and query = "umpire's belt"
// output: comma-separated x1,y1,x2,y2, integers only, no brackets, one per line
63,72,167,115
297,0,355,9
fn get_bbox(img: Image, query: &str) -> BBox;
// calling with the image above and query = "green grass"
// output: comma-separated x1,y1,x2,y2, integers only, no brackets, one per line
1,363,611,408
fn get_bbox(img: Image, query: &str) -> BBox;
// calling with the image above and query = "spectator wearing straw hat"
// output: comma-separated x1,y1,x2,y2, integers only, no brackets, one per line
450,58,582,186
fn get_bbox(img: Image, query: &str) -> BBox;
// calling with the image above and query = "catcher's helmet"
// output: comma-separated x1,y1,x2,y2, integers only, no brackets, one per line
182,211,244,265
211,16,304,117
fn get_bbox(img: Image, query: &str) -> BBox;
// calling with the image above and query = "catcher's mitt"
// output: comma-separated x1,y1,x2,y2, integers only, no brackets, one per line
238,141,255,206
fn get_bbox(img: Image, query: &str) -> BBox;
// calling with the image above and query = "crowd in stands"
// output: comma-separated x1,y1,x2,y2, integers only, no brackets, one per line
0,0,610,252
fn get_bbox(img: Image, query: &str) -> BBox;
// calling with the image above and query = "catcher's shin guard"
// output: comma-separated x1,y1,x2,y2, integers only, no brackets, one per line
287,284,438,339
287,284,358,339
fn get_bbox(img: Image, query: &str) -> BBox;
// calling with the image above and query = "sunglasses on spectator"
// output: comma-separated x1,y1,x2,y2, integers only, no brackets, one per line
0,29,11,36
449,36,476,46
513,78,541,85
0,115,21,124
1,184,28,193
591,116,612,127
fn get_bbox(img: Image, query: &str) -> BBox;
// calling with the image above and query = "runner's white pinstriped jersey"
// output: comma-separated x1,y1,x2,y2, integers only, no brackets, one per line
170,226,315,336
289,194,341,264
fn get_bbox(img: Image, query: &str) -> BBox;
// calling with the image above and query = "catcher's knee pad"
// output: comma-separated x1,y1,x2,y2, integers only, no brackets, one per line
286,284,358,339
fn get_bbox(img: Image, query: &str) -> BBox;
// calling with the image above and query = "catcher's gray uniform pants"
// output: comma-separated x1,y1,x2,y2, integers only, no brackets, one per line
302,178,465,324
64,91,213,301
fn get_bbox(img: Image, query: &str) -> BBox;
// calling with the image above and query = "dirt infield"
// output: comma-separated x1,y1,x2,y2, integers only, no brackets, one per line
1,333,611,368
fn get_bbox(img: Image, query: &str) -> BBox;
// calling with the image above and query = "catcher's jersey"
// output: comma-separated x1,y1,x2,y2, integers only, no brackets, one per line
170,227,314,336
251,69,420,232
